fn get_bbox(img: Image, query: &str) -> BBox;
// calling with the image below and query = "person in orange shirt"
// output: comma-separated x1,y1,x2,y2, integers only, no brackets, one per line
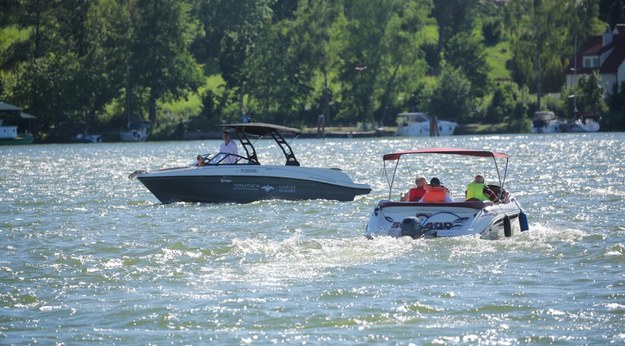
419,177,453,203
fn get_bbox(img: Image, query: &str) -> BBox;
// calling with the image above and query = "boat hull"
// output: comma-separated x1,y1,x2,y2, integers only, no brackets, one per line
396,120,457,136
120,129,148,141
136,165,371,203
562,119,600,132
531,111,561,133
365,199,524,240
531,120,561,133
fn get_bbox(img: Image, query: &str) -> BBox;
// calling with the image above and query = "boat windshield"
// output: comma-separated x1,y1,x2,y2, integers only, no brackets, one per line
208,152,228,164
203,152,254,165
397,112,429,125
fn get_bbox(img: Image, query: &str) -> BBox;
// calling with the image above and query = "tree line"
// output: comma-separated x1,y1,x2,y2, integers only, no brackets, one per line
1,0,624,140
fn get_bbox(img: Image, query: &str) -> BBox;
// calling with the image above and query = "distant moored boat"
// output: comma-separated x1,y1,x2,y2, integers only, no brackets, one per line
395,112,457,136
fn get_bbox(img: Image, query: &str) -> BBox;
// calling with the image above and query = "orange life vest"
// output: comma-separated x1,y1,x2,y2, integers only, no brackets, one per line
421,186,447,202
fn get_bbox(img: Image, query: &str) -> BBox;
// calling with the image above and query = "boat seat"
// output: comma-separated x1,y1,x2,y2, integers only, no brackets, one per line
378,200,486,210
485,184,510,203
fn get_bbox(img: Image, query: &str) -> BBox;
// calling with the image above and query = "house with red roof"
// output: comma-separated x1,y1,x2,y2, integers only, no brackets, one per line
565,24,625,95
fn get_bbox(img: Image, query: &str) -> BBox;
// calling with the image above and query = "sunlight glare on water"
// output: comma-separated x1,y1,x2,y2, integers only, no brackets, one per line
1,132,624,344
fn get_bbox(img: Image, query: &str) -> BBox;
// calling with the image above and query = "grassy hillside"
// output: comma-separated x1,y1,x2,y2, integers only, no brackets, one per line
485,40,513,82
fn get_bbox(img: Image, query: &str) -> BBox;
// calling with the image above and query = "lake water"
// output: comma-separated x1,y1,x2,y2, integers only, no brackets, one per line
2,133,624,345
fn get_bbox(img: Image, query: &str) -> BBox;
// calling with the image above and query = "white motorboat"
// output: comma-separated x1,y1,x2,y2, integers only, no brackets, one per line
364,148,529,240
120,121,150,141
395,112,457,136
129,123,372,203
561,112,600,132
531,111,561,133
75,133,102,143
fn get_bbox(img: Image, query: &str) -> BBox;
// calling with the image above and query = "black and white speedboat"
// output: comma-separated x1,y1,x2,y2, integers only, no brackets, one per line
130,123,371,203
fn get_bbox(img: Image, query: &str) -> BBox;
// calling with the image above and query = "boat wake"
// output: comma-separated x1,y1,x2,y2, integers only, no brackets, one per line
227,235,413,284
224,221,587,283
518,222,585,243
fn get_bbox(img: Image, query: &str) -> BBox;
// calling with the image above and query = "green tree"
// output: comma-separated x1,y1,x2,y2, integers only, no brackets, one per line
239,0,346,124
129,0,204,125
428,65,474,123
335,0,390,126
375,0,432,125
432,0,479,59
505,0,564,109
5,0,62,128
485,82,519,124
203,0,273,117
288,0,343,125
599,0,625,28
243,20,313,124
4,0,119,132
444,32,490,98
576,72,608,115
76,0,131,130
336,0,431,127
505,0,600,110
407,82,433,113
478,0,506,45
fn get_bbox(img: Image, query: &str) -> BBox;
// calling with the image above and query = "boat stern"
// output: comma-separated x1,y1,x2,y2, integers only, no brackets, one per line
364,200,517,239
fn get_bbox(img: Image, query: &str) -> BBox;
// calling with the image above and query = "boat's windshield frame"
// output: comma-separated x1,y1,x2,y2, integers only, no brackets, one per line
221,123,301,166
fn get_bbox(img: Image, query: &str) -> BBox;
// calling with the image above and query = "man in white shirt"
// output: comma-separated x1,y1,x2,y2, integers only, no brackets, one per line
219,130,238,163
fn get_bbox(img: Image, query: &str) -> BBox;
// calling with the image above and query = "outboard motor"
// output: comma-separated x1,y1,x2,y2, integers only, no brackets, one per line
400,217,427,239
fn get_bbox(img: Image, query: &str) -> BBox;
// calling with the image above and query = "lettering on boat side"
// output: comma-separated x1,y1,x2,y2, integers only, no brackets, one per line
390,213,467,230
277,185,296,193
240,168,259,174
424,222,455,230
256,185,296,193
423,216,468,230
220,178,232,183
233,183,260,191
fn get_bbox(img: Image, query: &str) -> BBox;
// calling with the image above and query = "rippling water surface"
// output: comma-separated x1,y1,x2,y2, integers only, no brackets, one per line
2,133,625,345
